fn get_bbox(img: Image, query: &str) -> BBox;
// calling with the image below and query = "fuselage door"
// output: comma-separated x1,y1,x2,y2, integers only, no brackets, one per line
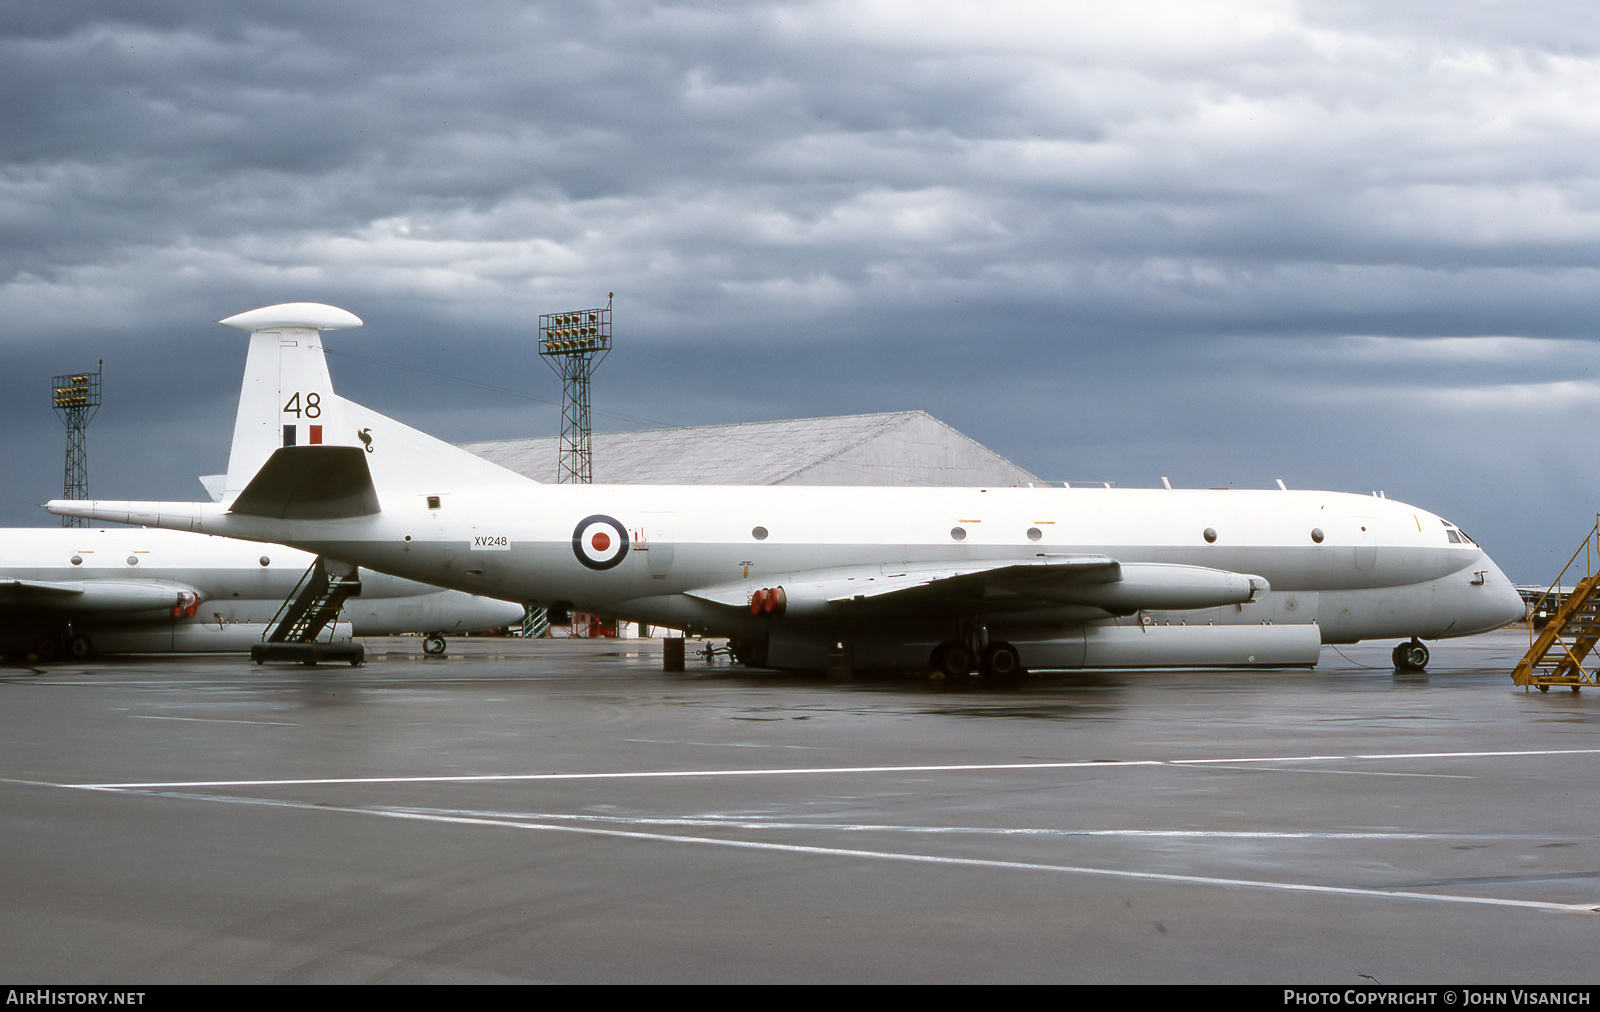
638,513,676,579
1348,516,1377,570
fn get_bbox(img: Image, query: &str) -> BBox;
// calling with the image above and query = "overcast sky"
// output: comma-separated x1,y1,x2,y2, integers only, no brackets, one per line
3,1,1599,582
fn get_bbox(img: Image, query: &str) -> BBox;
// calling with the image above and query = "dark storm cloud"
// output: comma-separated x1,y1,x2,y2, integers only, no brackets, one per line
2,1,1599,579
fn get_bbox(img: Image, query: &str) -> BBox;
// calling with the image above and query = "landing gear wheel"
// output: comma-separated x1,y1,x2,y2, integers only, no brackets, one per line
1392,638,1429,672
423,634,447,656
33,635,61,662
67,634,94,660
729,638,769,668
979,641,1025,685
931,641,974,683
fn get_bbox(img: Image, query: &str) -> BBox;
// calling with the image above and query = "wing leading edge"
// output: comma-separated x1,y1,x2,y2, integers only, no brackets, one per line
686,556,1268,619
0,579,197,612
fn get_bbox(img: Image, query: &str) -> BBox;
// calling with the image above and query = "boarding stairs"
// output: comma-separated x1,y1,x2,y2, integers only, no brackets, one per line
521,606,551,639
250,556,365,666
1512,517,1600,693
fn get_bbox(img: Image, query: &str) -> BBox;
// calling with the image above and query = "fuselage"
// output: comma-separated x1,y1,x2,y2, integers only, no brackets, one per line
110,482,1523,652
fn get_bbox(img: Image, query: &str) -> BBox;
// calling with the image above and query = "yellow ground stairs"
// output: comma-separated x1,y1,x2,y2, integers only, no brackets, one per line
1512,517,1600,692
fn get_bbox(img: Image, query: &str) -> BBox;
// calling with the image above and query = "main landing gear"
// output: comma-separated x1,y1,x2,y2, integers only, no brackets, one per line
423,634,448,656
1392,637,1430,673
931,626,1025,687
29,630,93,663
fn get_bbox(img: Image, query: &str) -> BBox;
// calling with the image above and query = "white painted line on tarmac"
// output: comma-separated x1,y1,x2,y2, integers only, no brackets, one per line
1171,749,1600,764
373,807,1588,842
82,787,1600,916
130,715,297,726
65,760,1163,789
60,746,1600,790
1183,765,1472,778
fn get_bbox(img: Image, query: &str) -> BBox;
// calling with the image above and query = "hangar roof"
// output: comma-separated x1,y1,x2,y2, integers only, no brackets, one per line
459,410,1041,486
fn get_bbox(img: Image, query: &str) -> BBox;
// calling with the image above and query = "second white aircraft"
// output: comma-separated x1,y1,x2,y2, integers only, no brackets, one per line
49,303,1526,678
0,526,527,659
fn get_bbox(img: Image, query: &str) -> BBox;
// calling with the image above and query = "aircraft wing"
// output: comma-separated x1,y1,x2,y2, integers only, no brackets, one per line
686,555,1268,617
0,579,90,601
687,555,1116,608
0,579,198,613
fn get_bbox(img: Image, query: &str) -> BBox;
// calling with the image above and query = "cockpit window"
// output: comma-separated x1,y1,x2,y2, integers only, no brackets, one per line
1446,530,1461,543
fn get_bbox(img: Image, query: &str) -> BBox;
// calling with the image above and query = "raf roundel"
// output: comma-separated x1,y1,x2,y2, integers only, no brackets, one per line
572,515,630,570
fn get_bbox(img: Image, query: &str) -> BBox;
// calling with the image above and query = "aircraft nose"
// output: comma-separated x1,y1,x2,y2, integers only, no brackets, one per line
1491,577,1527,628
1472,557,1527,633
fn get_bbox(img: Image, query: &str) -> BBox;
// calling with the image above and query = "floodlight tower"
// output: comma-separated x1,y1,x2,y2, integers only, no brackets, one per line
527,297,612,640
52,363,102,528
538,294,612,485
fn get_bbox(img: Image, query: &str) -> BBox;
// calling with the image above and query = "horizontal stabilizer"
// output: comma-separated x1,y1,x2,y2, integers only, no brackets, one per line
229,445,381,520
47,499,210,530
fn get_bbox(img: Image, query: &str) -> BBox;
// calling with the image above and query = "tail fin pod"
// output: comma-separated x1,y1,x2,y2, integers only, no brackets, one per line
218,303,362,501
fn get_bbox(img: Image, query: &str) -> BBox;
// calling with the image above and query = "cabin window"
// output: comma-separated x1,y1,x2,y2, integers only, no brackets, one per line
1310,528,1324,544
752,526,769,540
70,555,82,565
951,526,967,542
259,556,270,567
1203,527,1218,544
1026,527,1042,542
126,556,139,566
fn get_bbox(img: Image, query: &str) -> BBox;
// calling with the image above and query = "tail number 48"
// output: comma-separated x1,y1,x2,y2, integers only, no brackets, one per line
283,392,322,418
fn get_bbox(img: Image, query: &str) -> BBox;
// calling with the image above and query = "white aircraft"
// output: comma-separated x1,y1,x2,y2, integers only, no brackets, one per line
0,526,527,660
48,303,1526,678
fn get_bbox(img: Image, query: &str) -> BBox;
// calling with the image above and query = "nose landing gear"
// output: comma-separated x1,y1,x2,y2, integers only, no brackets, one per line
1392,637,1429,672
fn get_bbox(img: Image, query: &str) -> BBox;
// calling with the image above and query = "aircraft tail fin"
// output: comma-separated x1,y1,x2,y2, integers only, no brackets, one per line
220,303,362,502
217,303,532,512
